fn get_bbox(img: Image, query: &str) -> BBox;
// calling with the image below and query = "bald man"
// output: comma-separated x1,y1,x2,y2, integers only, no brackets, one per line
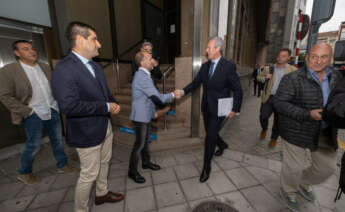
273,43,342,211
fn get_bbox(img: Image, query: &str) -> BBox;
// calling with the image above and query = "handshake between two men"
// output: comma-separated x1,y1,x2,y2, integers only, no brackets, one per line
173,89,184,100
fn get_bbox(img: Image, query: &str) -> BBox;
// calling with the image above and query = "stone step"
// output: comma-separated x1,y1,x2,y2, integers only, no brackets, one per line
114,128,202,152
112,114,184,130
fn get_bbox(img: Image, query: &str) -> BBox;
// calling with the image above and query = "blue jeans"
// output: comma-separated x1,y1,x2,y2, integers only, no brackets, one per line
19,109,67,174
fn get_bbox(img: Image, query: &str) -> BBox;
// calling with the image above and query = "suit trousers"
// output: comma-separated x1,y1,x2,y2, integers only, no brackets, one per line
74,121,113,212
202,111,227,168
259,95,279,139
128,121,151,174
280,130,337,195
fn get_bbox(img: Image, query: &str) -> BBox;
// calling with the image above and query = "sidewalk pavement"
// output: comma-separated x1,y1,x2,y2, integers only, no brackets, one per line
0,94,344,212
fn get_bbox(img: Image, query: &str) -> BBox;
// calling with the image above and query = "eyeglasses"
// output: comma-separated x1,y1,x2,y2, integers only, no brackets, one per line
309,54,329,62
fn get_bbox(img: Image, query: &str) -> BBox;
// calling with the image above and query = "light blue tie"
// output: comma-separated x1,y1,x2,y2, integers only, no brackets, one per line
208,62,215,79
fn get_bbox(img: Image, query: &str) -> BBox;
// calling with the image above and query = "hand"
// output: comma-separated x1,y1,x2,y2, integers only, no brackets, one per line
226,111,236,118
151,58,159,67
310,109,322,120
109,103,121,115
155,106,171,118
173,89,184,99
266,74,272,79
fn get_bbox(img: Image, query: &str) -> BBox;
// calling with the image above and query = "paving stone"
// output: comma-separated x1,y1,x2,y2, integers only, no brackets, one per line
214,157,241,170
268,159,282,173
94,200,124,212
126,186,155,212
126,172,152,190
314,186,337,210
241,185,284,212
174,164,199,180
28,188,67,209
180,177,213,201
152,168,176,185
216,191,256,212
108,176,126,192
58,201,74,212
320,175,339,191
155,182,185,208
154,155,177,168
112,146,132,162
335,192,345,212
222,149,244,162
108,162,129,178
158,203,190,212
63,186,75,202
225,167,259,189
0,173,12,184
17,175,56,198
51,173,78,189
27,204,59,212
262,179,281,199
188,197,216,209
0,182,24,201
174,152,197,164
0,195,35,212
194,160,220,172
206,171,237,194
243,154,269,169
245,166,279,184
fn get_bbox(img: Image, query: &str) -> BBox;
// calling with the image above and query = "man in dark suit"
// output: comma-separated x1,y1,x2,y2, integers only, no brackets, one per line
177,36,243,182
51,22,124,212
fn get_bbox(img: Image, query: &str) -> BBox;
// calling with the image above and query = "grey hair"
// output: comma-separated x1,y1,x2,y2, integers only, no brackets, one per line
208,36,224,54
141,41,153,49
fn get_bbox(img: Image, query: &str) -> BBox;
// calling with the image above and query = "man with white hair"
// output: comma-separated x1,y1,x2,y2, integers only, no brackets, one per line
176,36,243,182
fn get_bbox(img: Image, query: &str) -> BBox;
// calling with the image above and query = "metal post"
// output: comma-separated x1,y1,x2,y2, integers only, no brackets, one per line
228,0,238,59
191,0,203,137
209,0,219,37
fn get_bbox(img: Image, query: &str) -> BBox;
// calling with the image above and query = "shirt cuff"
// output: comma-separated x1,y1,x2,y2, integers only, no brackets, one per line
106,103,110,112
171,92,174,98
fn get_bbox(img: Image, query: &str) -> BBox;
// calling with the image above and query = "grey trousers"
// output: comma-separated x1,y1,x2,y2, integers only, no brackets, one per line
280,131,337,195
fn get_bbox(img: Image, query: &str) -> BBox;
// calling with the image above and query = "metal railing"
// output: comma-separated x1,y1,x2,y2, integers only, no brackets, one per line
162,65,175,130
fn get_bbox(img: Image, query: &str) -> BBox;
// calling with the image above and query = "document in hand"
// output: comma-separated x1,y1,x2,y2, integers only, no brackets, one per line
218,97,233,117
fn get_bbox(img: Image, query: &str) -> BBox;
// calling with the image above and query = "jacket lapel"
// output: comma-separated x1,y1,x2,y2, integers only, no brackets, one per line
208,57,224,82
15,62,32,91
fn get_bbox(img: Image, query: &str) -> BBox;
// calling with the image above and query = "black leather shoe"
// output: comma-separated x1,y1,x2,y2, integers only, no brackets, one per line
199,167,211,183
214,144,228,156
142,163,161,171
128,172,146,184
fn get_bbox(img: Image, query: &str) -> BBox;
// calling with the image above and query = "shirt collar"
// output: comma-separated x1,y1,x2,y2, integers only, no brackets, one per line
72,51,90,65
308,67,332,82
212,56,221,65
19,60,38,69
139,67,151,76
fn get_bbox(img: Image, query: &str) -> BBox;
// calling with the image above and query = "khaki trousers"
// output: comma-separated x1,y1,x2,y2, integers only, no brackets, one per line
74,121,113,212
280,131,337,195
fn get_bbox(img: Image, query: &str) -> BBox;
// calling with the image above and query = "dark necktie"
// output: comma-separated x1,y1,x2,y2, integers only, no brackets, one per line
208,62,215,79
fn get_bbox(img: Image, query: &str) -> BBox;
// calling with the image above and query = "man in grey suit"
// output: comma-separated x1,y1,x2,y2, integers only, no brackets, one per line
128,52,181,183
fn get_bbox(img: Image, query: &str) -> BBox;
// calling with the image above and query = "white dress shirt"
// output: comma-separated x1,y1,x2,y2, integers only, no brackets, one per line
20,61,59,120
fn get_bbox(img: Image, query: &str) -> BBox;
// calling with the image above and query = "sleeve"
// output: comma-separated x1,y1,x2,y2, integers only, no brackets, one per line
0,68,32,117
273,75,312,121
183,66,203,95
51,63,108,116
227,63,243,113
138,76,173,105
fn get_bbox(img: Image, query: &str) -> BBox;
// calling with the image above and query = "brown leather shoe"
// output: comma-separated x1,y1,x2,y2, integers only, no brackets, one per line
259,130,267,140
268,139,277,148
95,191,124,205
17,173,40,185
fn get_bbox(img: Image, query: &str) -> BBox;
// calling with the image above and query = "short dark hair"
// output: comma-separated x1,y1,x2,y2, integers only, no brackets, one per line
279,48,292,56
135,51,146,67
12,40,32,51
65,21,96,48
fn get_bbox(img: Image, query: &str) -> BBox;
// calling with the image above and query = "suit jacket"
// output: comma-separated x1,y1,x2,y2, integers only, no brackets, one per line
51,53,117,148
0,61,52,124
257,64,297,103
183,57,243,116
130,68,173,123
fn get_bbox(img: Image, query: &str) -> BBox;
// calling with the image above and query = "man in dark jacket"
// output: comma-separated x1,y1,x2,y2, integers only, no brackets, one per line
274,43,342,212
